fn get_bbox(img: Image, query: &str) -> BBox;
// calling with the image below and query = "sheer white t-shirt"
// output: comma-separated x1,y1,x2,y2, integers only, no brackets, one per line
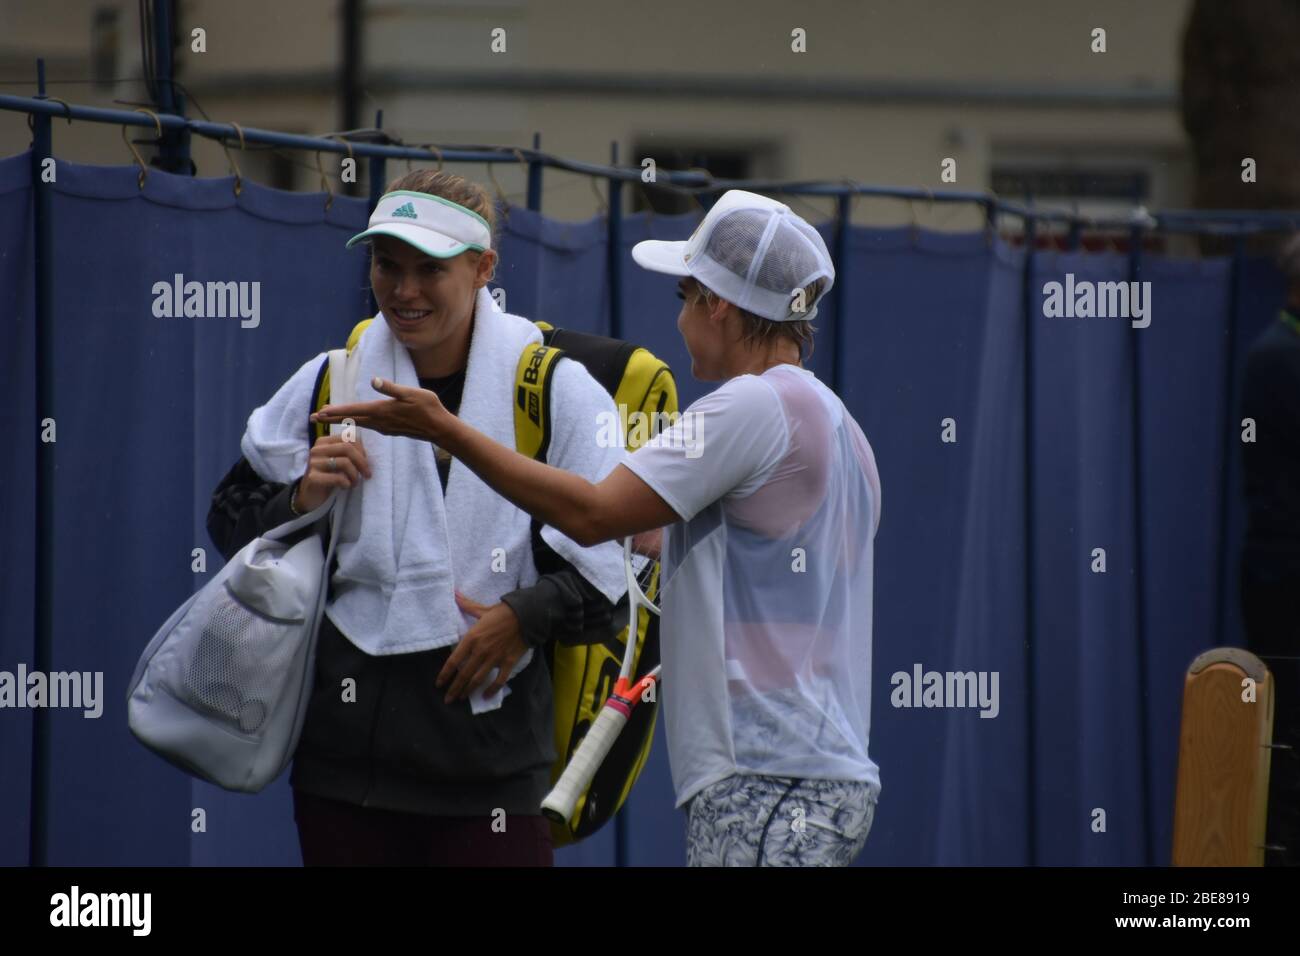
621,364,883,808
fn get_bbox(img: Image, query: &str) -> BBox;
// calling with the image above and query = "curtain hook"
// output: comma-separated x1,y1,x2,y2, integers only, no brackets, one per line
510,147,534,221
121,108,162,189
909,187,930,244
636,179,656,230
979,192,997,248
590,175,608,217
316,150,334,211
834,179,859,248
511,147,529,178
329,135,355,207
840,178,860,219
329,134,354,180
46,97,74,124
684,167,716,214
679,167,715,213
487,160,507,207
221,121,246,197
428,145,444,172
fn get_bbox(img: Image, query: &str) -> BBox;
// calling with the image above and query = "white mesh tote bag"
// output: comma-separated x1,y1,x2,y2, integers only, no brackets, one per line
127,342,359,793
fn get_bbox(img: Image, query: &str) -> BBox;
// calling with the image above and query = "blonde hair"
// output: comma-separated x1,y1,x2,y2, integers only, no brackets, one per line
690,276,823,362
383,169,498,278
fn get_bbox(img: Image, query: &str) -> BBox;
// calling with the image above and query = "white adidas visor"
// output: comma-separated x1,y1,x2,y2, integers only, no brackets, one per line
346,190,492,258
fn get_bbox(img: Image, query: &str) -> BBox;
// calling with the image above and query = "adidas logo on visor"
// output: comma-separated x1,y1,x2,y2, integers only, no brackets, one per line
392,202,418,219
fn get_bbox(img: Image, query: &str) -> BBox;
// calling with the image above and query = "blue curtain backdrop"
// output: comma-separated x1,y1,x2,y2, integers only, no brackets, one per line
0,152,1283,866
0,149,36,867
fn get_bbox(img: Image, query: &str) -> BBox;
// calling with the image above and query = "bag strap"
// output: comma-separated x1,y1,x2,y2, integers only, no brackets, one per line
273,343,360,545
321,343,362,549
513,340,566,463
312,318,373,444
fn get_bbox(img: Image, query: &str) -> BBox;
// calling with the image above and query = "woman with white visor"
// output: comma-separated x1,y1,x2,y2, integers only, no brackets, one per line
314,188,884,867
209,170,627,866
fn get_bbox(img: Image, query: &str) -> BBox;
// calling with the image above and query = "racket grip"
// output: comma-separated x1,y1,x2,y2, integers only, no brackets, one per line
541,703,630,824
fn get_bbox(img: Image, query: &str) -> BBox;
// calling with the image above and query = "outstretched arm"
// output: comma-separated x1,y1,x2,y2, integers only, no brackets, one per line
311,377,679,547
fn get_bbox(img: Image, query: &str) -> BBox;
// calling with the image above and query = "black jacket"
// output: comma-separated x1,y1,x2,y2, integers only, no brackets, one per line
1242,312,1300,566
205,369,622,817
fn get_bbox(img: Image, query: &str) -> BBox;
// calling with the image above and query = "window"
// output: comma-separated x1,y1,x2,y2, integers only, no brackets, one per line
991,145,1189,251
991,144,1190,213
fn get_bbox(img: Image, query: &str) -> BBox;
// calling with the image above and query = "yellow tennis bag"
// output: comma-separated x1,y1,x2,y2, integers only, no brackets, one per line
312,317,677,847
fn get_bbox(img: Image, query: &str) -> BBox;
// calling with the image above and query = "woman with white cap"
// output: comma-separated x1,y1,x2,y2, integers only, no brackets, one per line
208,170,628,866
315,189,884,866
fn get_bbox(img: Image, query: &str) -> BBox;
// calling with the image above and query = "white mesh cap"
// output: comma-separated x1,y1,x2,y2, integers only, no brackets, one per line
632,189,835,322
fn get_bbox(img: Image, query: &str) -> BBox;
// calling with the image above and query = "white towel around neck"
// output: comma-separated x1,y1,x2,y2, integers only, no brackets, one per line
240,286,628,710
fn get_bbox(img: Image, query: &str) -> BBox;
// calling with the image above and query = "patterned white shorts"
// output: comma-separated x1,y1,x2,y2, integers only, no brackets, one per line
685,774,878,867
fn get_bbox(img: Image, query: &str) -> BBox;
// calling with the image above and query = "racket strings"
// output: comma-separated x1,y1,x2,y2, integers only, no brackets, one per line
629,551,661,611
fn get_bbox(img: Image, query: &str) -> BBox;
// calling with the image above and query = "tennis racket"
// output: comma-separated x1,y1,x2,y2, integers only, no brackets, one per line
541,534,662,824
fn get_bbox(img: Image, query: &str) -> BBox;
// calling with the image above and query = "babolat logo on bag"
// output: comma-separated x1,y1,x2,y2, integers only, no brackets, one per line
517,347,549,426
521,346,546,384
392,202,418,219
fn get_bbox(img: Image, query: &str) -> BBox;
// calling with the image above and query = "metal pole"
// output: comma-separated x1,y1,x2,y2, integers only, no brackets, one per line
1215,235,1246,648
984,197,998,237
367,109,386,213
831,193,851,396
607,139,627,864
1019,215,1038,866
30,57,54,869
526,132,542,212
1127,222,1155,865
607,141,624,340
171,89,192,173
367,109,385,317
151,0,189,172
340,0,361,196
